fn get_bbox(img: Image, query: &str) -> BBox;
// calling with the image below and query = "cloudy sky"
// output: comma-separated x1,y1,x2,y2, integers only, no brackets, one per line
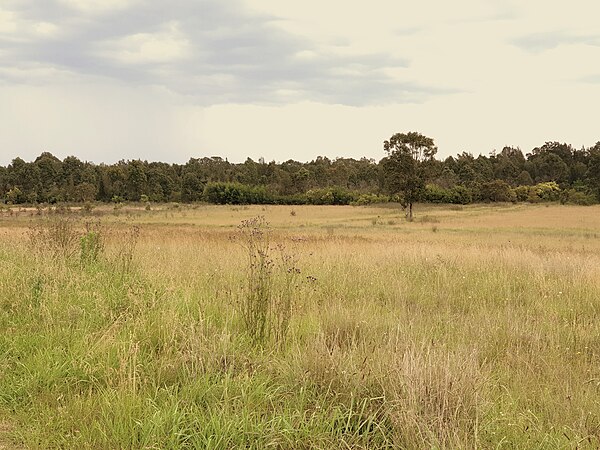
1,0,599,165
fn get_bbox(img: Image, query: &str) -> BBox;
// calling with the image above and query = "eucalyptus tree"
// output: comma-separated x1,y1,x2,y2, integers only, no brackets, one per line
382,131,437,220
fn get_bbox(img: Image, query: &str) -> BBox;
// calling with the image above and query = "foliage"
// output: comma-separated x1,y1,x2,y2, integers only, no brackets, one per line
2,138,600,206
5,187,25,204
305,187,358,205
527,181,561,202
382,132,438,219
352,193,390,205
478,180,516,203
424,184,473,204
203,182,274,205
513,185,530,202
560,188,596,205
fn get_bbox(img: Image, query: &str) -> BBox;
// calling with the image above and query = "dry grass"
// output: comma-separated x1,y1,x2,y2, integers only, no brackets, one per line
1,203,600,448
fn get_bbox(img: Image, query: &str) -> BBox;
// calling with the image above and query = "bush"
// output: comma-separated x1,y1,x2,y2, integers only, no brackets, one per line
352,193,390,205
513,186,530,202
478,180,516,203
560,189,596,205
424,184,472,204
424,184,450,203
528,182,561,203
450,185,473,204
6,187,26,204
203,182,275,205
305,187,358,205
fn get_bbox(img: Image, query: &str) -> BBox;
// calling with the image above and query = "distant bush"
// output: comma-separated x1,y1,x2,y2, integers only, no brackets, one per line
5,187,26,205
478,180,516,203
424,184,472,204
352,193,390,205
305,187,358,205
527,182,561,203
424,184,449,203
560,188,596,205
451,185,473,204
203,182,275,205
513,185,530,202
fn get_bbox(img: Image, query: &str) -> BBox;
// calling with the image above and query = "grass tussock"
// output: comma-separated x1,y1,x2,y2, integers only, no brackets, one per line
1,203,600,448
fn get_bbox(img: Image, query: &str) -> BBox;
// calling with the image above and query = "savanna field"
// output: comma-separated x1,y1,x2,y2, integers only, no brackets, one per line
1,203,600,449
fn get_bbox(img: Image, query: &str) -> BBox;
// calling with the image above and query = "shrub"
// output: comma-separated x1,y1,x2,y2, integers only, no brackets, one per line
513,186,530,202
424,184,472,204
352,193,390,205
450,185,473,204
203,182,275,205
424,184,450,203
560,189,596,205
305,187,358,205
527,182,561,203
6,187,25,205
478,180,516,203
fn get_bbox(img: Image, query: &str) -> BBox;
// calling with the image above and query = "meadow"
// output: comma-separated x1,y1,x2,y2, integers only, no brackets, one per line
1,202,600,449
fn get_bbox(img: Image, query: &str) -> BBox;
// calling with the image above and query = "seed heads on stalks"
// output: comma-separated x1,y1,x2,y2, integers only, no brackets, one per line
234,216,303,348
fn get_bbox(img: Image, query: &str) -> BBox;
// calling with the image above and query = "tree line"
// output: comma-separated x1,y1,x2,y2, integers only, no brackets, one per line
1,135,600,207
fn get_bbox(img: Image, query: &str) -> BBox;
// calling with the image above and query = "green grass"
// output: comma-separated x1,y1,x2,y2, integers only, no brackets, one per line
1,204,600,448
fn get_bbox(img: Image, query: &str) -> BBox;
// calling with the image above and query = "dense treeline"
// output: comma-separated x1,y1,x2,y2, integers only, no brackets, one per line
1,140,600,205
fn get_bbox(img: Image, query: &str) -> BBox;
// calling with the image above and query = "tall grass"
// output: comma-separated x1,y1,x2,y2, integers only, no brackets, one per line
0,204,599,448
234,216,302,348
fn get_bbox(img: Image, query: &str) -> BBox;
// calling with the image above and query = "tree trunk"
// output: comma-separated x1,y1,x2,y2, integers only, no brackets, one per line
407,202,413,221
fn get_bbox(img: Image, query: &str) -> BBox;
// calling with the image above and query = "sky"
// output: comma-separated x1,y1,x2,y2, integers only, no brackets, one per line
1,0,599,166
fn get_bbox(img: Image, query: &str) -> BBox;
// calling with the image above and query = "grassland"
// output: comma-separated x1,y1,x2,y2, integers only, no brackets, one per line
1,203,600,449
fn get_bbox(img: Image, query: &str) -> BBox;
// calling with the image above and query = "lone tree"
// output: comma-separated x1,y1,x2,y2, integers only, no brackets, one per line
382,131,437,221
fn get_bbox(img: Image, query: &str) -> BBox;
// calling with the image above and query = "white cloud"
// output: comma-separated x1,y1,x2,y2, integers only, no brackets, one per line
0,8,60,41
0,63,79,85
0,9,18,33
33,21,59,36
58,0,138,15
293,50,320,61
97,21,191,64
1,0,599,165
0,1,431,105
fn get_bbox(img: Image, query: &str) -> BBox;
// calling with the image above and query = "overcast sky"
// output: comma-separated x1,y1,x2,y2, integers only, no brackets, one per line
1,0,599,165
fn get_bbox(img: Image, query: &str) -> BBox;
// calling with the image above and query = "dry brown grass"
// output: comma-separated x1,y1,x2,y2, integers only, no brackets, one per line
1,203,600,448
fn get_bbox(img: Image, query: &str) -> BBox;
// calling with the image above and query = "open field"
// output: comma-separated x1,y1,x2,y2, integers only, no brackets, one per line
1,203,600,448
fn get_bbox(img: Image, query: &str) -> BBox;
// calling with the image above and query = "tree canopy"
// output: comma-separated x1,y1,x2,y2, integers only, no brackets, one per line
382,132,438,220
1,137,599,208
